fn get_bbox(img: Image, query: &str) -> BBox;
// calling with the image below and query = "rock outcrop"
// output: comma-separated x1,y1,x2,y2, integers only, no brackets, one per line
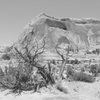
14,13,100,59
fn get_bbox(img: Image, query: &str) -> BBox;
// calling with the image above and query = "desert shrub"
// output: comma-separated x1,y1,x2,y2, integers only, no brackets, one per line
0,57,56,94
1,54,10,60
67,59,80,65
0,67,4,77
83,64,89,68
66,65,74,77
4,46,13,53
0,62,48,94
50,60,56,65
80,67,85,72
89,64,100,76
65,65,95,82
73,59,80,64
72,72,95,82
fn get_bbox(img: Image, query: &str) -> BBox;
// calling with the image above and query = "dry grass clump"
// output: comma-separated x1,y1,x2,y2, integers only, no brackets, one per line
72,72,95,82
66,65,95,83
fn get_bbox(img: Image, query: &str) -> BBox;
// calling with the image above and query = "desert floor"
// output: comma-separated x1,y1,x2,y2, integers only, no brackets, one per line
0,80,100,100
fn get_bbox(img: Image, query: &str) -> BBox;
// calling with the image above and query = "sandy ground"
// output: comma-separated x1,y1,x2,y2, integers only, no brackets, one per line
0,80,100,100
0,53,100,100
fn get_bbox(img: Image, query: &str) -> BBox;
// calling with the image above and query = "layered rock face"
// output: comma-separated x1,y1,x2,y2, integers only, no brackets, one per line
14,13,100,56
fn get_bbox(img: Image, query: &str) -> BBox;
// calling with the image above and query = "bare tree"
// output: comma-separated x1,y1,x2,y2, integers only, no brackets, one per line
55,44,70,80
14,37,55,86
15,39,45,64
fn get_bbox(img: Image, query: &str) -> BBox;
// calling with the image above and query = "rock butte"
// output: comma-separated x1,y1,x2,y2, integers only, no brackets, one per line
14,13,100,60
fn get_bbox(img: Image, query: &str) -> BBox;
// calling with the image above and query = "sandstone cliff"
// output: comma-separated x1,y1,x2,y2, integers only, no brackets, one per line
14,13,100,58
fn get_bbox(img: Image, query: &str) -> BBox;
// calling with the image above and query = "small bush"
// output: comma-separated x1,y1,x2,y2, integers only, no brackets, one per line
50,60,56,65
4,46,13,53
65,65,95,82
81,67,85,72
1,54,10,60
0,62,48,94
89,64,100,76
66,65,74,77
67,59,80,65
72,72,95,82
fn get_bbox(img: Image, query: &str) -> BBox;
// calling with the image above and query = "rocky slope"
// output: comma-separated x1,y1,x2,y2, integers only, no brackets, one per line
14,13,100,58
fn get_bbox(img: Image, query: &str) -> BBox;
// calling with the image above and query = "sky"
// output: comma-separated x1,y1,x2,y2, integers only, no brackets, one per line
0,0,100,46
